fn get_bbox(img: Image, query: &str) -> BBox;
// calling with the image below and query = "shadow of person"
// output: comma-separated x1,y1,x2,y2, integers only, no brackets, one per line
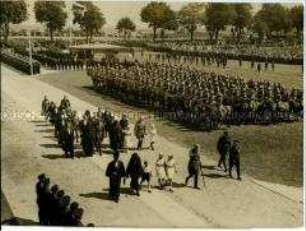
35,129,54,133
1,217,39,226
79,192,110,201
40,143,61,148
201,165,217,170
42,154,65,160
172,182,186,188
203,173,228,179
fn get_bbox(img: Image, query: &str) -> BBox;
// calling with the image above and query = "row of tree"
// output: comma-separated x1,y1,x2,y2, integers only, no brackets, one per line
141,2,303,42
0,1,303,43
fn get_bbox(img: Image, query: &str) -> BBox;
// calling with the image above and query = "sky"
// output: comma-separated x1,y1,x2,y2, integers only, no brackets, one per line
12,0,302,31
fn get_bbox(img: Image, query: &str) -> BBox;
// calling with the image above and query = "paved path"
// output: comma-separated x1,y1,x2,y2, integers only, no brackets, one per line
1,66,303,228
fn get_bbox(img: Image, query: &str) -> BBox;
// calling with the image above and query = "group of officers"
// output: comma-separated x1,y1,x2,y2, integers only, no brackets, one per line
36,173,92,226
89,58,303,130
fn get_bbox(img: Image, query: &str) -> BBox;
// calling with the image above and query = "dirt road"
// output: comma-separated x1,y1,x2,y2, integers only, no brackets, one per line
1,66,303,228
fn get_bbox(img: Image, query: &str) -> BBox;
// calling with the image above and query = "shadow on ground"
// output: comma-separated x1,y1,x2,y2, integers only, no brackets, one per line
1,217,39,226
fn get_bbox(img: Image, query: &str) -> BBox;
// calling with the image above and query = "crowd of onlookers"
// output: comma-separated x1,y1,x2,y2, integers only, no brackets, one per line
36,173,93,227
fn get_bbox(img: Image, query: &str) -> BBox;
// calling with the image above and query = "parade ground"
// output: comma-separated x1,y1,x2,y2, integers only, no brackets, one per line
1,64,303,228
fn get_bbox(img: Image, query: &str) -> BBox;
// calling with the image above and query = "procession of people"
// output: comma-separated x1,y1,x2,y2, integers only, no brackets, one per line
41,95,242,205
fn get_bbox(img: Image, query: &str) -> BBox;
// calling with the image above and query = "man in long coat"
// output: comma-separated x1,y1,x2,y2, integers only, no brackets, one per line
106,151,126,203
217,130,232,172
185,144,202,189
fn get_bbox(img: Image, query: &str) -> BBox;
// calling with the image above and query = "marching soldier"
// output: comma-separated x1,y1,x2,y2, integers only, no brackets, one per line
41,96,50,117
217,130,232,172
134,117,147,150
185,144,202,189
229,140,241,181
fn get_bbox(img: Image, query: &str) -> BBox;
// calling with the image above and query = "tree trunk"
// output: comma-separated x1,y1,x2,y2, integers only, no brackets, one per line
49,28,54,42
214,30,219,44
124,29,127,41
4,23,10,42
153,26,157,41
190,29,194,41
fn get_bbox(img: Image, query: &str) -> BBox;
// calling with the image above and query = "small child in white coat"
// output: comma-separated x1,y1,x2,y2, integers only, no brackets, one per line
141,160,153,193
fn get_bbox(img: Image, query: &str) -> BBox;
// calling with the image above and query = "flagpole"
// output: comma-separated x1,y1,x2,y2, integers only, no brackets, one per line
28,3,33,76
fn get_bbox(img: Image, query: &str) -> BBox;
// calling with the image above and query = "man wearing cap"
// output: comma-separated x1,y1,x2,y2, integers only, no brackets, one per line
185,144,202,189
229,140,241,181
217,130,232,172
134,116,147,150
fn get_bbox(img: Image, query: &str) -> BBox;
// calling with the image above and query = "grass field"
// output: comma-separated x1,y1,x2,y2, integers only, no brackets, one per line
38,69,303,187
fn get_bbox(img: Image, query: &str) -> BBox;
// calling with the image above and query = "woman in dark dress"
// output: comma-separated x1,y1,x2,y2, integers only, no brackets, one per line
126,152,143,196
106,151,126,203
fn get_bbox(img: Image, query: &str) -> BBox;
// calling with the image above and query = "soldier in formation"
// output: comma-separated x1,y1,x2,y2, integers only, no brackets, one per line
89,58,303,131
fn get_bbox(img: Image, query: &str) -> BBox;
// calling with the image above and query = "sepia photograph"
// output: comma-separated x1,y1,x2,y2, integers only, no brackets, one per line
0,0,304,229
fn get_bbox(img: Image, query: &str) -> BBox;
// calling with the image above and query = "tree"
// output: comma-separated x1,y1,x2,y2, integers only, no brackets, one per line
0,0,27,42
289,5,303,38
231,3,252,41
255,4,291,37
205,3,233,43
34,1,67,41
251,14,269,43
178,3,205,41
116,17,136,40
140,1,178,40
72,2,106,43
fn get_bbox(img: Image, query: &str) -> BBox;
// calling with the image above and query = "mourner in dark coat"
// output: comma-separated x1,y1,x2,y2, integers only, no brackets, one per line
126,152,143,196
80,111,95,156
185,144,202,189
36,174,47,225
106,151,126,203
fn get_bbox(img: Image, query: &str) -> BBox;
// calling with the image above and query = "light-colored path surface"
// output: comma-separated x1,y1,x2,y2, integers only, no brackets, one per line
1,65,303,228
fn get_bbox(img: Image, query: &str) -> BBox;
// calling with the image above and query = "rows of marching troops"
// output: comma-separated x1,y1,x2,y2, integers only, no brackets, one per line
36,173,93,226
144,41,303,65
2,50,41,74
89,58,303,130
33,50,85,71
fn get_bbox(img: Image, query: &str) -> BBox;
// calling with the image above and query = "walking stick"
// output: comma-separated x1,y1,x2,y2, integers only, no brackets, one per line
200,166,206,187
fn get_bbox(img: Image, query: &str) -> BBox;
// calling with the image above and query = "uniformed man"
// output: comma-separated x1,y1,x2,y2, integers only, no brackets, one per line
217,130,232,172
41,96,50,117
185,144,202,189
134,117,147,150
229,140,241,181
